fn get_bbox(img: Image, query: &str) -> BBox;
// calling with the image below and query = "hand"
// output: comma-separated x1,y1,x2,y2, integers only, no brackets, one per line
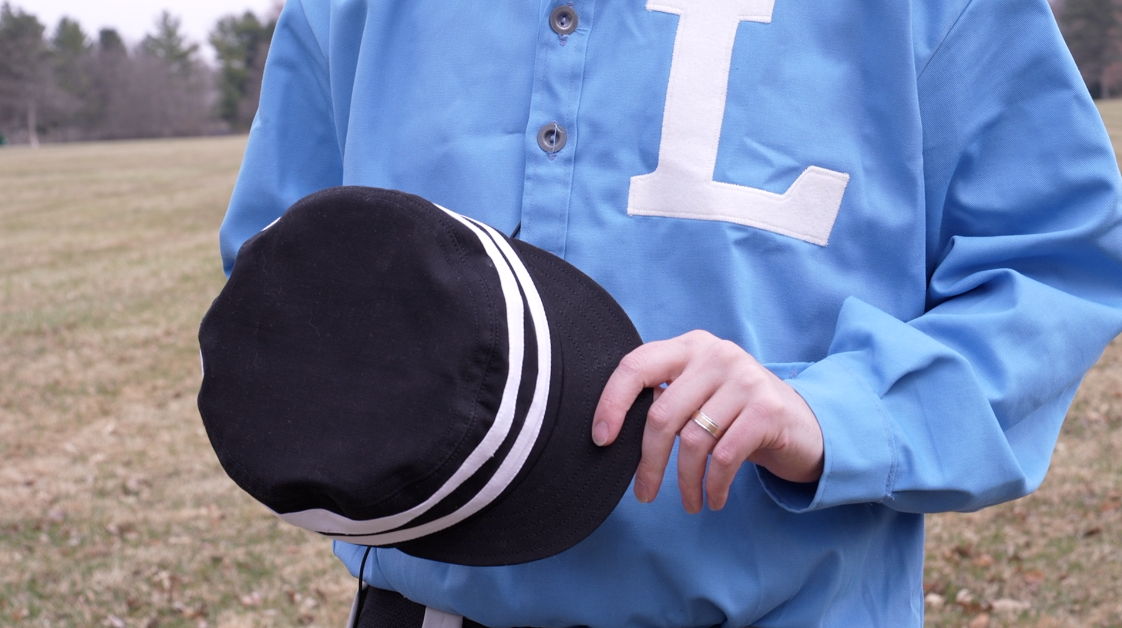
592,330,824,513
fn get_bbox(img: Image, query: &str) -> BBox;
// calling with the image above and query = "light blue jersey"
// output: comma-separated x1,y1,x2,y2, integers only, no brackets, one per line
219,0,1122,625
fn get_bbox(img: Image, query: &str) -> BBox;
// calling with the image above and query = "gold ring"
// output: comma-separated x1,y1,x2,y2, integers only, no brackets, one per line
691,410,725,439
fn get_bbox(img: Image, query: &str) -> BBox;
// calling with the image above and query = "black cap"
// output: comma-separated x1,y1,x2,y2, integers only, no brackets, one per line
198,187,650,566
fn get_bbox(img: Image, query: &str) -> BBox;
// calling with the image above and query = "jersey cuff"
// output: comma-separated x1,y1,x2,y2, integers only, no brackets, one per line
759,354,897,513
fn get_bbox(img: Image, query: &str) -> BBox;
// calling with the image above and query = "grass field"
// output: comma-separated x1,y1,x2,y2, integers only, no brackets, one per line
0,137,352,628
2,104,1122,628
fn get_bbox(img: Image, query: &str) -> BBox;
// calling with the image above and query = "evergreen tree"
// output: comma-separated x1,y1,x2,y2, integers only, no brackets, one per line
52,16,86,57
97,28,124,55
141,11,199,77
210,11,276,130
52,17,90,102
0,2,49,145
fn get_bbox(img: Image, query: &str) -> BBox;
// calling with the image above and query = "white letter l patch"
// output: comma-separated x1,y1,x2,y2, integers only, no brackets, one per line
628,0,850,246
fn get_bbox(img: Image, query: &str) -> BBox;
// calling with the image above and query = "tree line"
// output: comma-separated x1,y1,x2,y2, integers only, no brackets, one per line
1,1,1119,145
0,2,278,146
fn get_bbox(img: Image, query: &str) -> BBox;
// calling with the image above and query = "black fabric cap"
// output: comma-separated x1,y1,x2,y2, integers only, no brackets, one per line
198,186,650,566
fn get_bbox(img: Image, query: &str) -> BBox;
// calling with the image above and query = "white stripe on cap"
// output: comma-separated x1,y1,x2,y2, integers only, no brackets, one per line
277,206,556,545
312,210,553,546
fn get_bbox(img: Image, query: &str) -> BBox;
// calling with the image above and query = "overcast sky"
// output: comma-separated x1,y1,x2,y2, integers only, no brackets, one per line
16,0,284,62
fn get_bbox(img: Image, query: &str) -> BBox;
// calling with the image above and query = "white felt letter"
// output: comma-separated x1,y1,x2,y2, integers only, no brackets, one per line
628,0,849,246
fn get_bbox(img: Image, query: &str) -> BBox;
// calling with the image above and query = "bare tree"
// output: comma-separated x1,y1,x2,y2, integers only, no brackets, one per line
1058,0,1122,97
82,14,214,140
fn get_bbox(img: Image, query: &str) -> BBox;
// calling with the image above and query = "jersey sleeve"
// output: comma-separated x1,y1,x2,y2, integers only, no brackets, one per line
759,0,1122,514
218,0,343,276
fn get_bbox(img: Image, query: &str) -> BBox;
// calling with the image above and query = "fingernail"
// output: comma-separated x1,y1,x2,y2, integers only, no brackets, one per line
592,421,609,446
635,479,650,503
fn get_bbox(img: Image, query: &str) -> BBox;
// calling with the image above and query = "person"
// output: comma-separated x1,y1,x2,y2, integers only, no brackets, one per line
216,0,1122,625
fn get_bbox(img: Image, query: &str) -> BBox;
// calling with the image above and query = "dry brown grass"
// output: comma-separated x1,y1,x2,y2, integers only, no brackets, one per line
922,338,1122,628
2,104,1122,627
0,137,351,628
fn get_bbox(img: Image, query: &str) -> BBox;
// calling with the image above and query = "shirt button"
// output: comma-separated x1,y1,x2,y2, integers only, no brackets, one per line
550,6,578,35
537,122,568,153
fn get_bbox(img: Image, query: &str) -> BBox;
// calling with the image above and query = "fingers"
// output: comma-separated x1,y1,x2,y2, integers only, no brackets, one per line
592,333,706,447
702,377,822,510
676,372,774,513
636,359,723,503
651,338,749,508
594,330,825,514
702,405,766,511
675,391,741,513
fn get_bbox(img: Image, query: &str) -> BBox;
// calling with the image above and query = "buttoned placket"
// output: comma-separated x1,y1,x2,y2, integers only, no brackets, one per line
517,0,594,258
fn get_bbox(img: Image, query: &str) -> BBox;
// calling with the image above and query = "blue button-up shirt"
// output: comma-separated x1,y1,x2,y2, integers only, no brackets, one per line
218,0,1122,625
